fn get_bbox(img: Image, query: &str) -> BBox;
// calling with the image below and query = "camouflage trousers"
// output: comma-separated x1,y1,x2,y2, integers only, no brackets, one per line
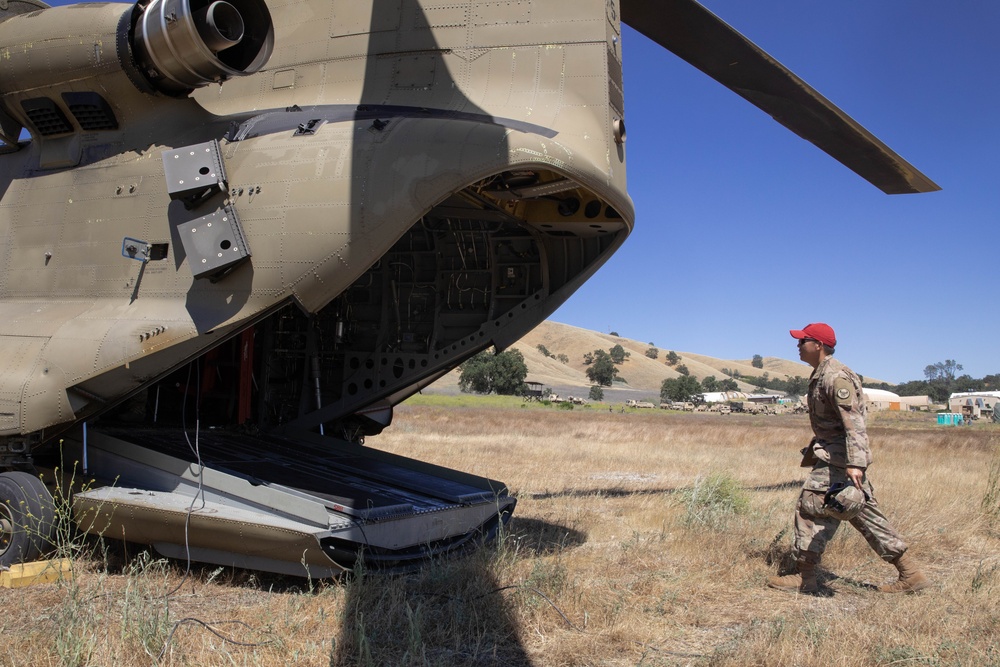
794,462,908,561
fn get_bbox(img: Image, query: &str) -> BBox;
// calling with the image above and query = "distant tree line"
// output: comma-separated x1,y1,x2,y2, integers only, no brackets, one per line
700,375,740,393
463,344,997,407
889,359,1000,403
731,373,809,396
705,365,808,396
704,358,998,403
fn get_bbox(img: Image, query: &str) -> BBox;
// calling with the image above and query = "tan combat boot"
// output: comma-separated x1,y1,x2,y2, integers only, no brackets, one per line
878,552,930,593
767,551,820,594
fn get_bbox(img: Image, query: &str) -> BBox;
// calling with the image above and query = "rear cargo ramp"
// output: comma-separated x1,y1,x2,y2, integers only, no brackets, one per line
68,428,515,577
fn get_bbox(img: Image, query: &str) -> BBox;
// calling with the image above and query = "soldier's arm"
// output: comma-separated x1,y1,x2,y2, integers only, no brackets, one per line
831,376,870,469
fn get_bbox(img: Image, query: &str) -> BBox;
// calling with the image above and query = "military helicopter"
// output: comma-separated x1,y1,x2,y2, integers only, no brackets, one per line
0,0,937,576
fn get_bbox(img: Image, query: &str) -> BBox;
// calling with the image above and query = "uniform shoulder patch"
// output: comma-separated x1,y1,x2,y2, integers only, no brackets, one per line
833,378,854,407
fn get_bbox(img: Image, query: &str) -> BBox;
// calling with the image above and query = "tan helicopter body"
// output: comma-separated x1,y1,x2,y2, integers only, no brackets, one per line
0,0,936,575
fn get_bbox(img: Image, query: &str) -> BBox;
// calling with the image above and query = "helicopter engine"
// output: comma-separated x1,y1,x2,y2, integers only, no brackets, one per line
133,0,274,94
0,0,273,146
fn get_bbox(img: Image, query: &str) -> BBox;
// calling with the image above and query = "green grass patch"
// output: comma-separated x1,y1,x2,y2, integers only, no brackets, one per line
402,393,529,409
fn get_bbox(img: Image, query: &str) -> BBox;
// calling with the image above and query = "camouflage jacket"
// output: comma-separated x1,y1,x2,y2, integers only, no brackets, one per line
807,356,872,469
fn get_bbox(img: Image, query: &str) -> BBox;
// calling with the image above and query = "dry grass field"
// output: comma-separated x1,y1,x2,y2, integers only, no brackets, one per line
3,401,999,666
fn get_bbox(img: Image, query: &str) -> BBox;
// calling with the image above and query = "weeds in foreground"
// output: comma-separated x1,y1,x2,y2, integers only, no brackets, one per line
121,552,173,658
51,574,100,667
677,472,750,530
47,461,97,563
48,553,173,666
981,443,1000,521
970,558,999,593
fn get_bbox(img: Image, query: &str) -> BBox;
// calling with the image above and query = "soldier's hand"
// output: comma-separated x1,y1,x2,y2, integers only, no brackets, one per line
846,466,864,490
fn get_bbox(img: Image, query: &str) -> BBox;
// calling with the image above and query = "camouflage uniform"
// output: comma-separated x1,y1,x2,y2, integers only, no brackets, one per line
794,356,907,561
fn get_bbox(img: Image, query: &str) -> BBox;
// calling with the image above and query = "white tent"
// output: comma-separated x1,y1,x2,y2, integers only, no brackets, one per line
863,388,901,410
700,391,747,403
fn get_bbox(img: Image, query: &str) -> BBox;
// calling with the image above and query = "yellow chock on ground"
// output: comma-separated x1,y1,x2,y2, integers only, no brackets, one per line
0,558,73,588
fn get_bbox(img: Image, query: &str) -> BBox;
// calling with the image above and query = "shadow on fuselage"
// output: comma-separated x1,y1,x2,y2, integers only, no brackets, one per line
332,4,529,662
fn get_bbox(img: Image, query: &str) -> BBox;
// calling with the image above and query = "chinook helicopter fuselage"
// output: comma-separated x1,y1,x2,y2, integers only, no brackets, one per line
0,0,936,575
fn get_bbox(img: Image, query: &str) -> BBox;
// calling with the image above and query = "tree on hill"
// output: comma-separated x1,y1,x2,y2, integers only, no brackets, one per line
458,348,528,395
609,344,629,364
676,364,690,376
645,347,659,359
556,353,569,364
589,385,604,401
665,351,680,366
752,354,764,369
701,375,718,392
586,350,619,386
536,344,553,358
661,375,702,402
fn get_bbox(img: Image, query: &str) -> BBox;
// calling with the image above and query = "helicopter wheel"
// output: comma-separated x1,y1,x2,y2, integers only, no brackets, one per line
0,472,56,567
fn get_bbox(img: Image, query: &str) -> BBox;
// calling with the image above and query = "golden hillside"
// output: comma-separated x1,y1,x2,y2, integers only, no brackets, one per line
427,320,817,397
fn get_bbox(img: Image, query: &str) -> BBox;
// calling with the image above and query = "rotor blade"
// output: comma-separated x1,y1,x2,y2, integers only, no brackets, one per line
620,0,940,194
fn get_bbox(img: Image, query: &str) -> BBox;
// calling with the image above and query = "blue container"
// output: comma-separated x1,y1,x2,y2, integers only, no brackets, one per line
936,413,964,426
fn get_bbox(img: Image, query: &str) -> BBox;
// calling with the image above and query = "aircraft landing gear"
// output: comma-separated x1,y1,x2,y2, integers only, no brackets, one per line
0,472,56,567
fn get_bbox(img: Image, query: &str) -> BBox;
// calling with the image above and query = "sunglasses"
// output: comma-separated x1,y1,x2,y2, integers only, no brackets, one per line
797,338,818,347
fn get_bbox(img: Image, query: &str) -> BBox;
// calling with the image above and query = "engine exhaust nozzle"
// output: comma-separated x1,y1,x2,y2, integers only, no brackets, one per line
193,1,244,53
133,0,273,95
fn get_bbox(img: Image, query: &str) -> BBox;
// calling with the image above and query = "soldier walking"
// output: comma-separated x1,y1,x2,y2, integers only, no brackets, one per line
767,322,929,595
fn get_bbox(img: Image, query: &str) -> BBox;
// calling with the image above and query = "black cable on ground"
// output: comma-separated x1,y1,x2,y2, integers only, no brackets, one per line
156,618,275,663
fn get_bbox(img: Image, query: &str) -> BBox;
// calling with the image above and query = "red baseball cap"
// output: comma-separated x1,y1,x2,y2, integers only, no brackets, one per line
790,323,836,348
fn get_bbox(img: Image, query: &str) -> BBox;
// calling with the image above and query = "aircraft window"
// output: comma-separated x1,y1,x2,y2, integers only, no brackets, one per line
62,92,118,131
0,106,28,149
0,127,31,152
21,97,73,136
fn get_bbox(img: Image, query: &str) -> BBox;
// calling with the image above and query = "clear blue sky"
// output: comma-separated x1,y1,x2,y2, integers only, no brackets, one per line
552,0,998,384
39,0,997,383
